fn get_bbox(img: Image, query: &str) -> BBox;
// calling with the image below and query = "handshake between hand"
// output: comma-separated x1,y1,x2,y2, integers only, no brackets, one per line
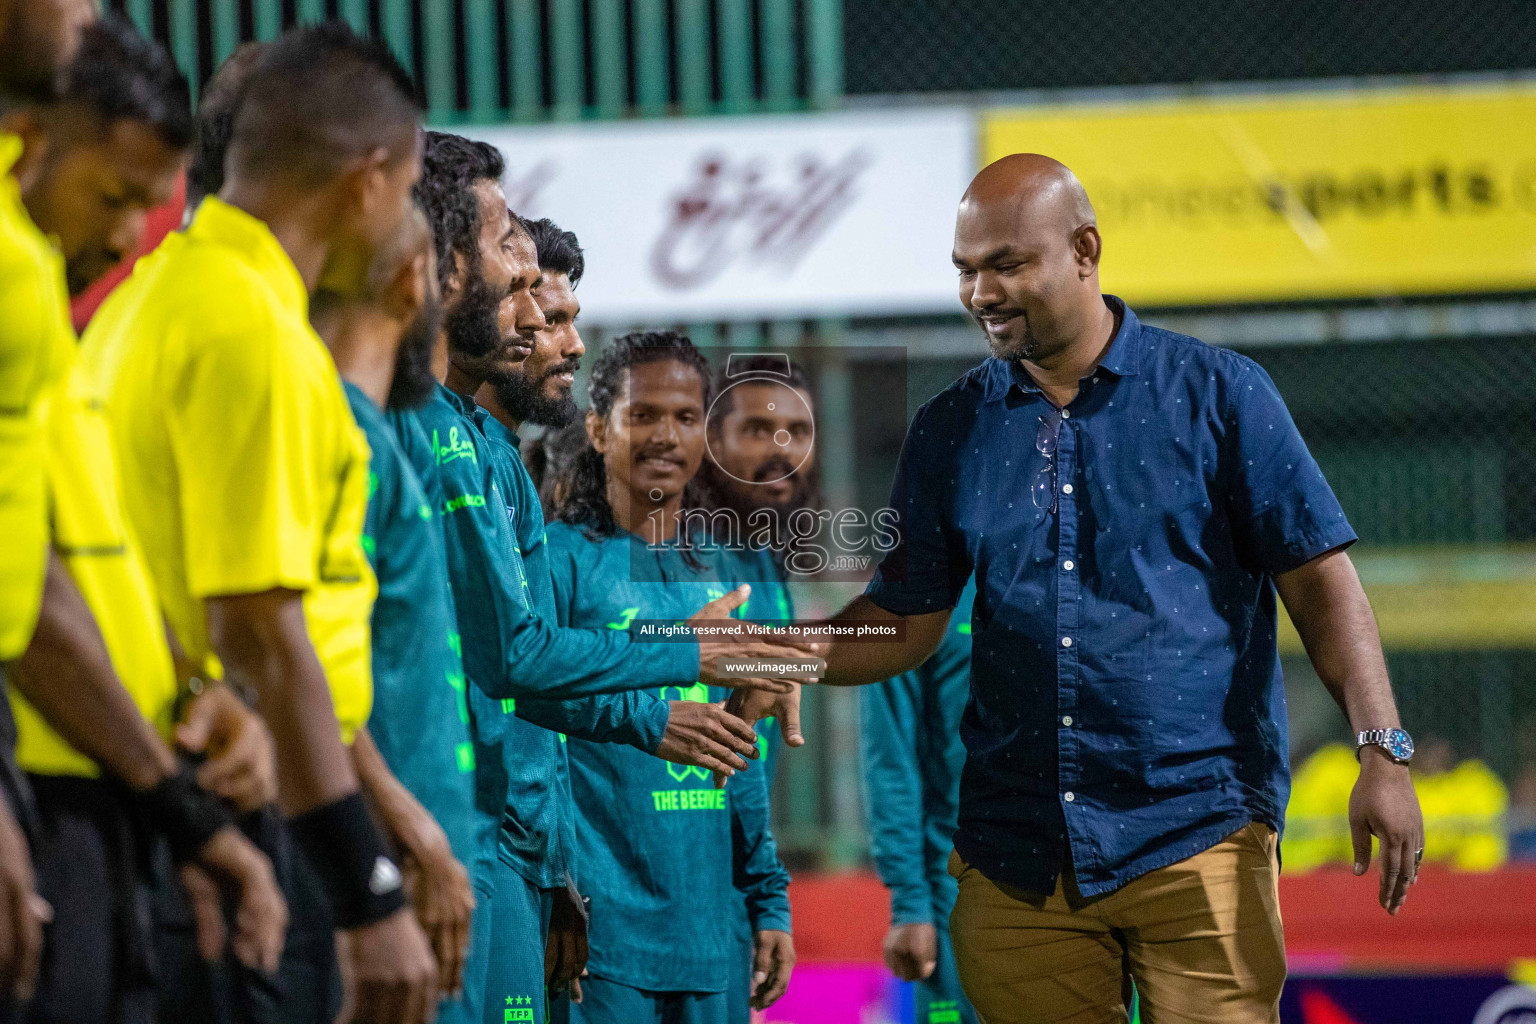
690,585,827,694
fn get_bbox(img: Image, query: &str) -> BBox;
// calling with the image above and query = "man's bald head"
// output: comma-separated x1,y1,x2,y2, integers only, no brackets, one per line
952,153,1108,365
961,153,1097,242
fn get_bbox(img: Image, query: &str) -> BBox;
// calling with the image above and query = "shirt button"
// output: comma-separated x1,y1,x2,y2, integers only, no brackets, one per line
1061,409,1071,419
1061,637,1072,648
1062,559,1075,571
1062,715,1073,727
1062,484,1074,495
1064,791,1076,803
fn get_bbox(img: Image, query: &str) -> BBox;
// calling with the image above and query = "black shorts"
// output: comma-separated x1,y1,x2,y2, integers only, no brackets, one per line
16,773,157,1024
152,804,341,1024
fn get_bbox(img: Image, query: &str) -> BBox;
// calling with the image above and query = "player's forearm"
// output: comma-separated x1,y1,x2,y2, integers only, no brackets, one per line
11,552,178,791
1275,549,1401,731
821,597,946,686
351,727,437,858
206,591,358,814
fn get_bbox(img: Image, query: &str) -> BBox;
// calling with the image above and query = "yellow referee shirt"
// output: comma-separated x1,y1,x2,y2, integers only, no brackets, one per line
0,132,75,660
82,197,376,741
9,357,179,776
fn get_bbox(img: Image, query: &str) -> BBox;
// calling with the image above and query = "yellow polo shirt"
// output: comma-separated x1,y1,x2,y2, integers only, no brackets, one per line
81,197,376,740
9,358,179,776
0,132,74,660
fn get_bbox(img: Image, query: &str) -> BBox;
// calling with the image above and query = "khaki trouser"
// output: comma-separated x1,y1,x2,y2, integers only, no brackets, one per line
949,824,1286,1024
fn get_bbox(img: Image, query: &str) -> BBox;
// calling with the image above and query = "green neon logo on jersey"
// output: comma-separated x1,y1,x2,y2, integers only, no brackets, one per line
606,607,640,630
432,426,477,466
443,493,486,514
503,993,535,1022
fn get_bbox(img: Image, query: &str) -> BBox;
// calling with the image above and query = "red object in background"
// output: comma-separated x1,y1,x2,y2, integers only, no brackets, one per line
68,173,184,332
789,866,1536,971
1297,989,1365,1024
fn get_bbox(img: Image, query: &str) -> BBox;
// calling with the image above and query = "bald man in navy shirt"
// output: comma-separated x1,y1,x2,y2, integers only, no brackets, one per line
816,155,1424,1024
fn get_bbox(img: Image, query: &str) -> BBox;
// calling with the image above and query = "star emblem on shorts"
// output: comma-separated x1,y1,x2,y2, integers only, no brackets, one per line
504,995,532,1006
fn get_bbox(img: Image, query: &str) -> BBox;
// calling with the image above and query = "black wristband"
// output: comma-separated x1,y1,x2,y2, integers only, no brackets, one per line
287,791,406,929
133,764,234,862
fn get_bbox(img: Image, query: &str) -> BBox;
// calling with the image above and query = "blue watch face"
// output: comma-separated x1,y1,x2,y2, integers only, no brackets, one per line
1387,729,1414,761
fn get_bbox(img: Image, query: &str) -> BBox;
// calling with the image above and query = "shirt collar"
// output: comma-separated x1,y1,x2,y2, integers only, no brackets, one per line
1096,296,1143,379
482,411,522,451
437,381,477,416
186,197,309,320
982,295,1143,403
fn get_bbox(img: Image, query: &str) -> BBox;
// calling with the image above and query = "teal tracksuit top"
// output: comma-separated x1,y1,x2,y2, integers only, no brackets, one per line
545,522,791,993
346,383,476,870
392,385,692,889
860,577,976,926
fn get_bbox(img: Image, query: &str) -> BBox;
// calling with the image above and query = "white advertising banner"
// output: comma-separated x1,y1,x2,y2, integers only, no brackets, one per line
464,108,974,323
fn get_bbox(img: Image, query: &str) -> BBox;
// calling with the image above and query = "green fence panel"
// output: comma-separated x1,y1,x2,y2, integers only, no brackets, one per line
674,0,711,114
167,0,199,103
632,0,670,116
550,0,586,120
507,0,543,122
111,0,846,122
252,0,283,41
761,0,797,111
380,0,414,70
465,0,500,121
806,0,844,108
421,0,457,121
211,0,239,66
339,0,372,36
717,0,754,113
126,0,153,36
590,0,627,118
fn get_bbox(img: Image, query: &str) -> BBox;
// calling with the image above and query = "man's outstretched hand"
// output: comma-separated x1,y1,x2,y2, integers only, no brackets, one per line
724,686,803,749
688,586,825,695
1349,748,1424,915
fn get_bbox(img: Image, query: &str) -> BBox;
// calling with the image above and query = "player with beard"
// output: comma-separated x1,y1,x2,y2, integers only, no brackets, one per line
400,138,808,1024
695,359,817,1023
311,205,478,1019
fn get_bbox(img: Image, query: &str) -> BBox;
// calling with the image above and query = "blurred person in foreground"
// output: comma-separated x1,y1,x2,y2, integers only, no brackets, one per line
82,23,439,1024
312,206,478,1017
809,154,1424,1023
541,330,792,1023
860,577,978,1024
9,18,291,1023
0,0,95,1000
696,356,815,1022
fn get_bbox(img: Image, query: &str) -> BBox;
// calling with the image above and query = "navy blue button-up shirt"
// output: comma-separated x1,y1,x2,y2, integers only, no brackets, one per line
866,298,1356,897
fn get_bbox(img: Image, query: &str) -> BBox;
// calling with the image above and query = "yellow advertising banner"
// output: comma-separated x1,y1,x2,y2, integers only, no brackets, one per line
984,86,1536,306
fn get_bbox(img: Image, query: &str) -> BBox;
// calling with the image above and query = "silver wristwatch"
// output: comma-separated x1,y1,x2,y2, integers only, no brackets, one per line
1356,728,1414,765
